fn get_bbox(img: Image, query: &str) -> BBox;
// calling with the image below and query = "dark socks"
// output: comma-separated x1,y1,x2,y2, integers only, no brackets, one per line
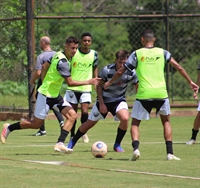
39,123,45,131
73,129,85,143
132,140,140,151
8,122,21,132
70,120,77,137
166,141,173,154
115,128,127,145
81,113,88,124
57,129,69,143
191,129,199,140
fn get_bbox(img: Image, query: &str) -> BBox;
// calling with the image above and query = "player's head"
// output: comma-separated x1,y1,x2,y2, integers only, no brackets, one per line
64,36,79,59
80,32,92,50
141,29,156,46
115,50,129,70
40,36,51,50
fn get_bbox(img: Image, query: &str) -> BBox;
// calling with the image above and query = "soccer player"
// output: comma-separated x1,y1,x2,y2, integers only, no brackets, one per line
104,29,199,160
186,65,200,145
30,36,64,136
64,32,98,143
67,50,138,152
1,36,101,153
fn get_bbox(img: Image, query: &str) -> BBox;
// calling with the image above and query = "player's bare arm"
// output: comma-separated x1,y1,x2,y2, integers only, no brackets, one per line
30,69,41,84
41,61,50,81
93,66,98,91
103,66,126,90
65,76,101,87
97,80,108,114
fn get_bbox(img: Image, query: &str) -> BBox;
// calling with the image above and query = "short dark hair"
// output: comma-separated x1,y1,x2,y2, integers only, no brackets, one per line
141,29,155,40
65,36,79,44
81,32,92,39
115,50,129,60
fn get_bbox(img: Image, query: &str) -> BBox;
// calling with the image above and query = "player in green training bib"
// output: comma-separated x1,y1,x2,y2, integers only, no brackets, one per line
104,29,199,161
1,36,101,154
64,32,98,143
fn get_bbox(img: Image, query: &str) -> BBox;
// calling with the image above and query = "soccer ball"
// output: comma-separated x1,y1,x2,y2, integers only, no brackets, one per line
91,141,108,158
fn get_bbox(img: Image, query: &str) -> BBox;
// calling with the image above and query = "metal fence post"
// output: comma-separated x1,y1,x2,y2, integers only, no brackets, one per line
26,0,35,119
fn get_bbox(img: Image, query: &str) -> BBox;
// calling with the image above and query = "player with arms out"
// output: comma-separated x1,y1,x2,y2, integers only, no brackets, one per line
104,29,199,160
64,32,98,143
1,36,101,153
67,50,138,152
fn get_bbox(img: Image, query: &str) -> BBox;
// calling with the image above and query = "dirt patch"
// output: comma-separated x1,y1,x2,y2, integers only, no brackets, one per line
0,109,197,121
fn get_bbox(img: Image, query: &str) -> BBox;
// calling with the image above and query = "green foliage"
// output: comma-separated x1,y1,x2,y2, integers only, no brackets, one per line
0,80,28,96
1,0,200,104
170,55,199,101
0,0,27,82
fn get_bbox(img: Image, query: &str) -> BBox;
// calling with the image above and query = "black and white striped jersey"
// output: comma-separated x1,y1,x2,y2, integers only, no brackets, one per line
99,63,138,103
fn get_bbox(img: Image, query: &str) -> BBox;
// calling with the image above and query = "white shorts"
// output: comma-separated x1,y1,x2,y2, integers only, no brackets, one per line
64,90,92,104
34,93,71,120
88,101,128,121
131,98,170,120
197,101,200,111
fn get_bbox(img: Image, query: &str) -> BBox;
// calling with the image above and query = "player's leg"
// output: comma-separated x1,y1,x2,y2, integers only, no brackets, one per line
80,102,90,143
186,108,200,145
34,90,46,136
67,120,98,149
63,90,78,139
54,105,77,153
67,101,104,149
80,92,92,143
1,117,45,144
1,93,48,144
159,98,180,160
129,100,150,161
160,114,179,160
129,118,141,161
69,103,78,139
52,108,64,128
34,122,46,136
113,101,129,152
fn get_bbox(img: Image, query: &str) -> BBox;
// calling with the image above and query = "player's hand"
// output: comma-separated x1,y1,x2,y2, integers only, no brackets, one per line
193,87,199,99
190,81,199,99
103,81,110,90
89,77,101,85
99,103,108,114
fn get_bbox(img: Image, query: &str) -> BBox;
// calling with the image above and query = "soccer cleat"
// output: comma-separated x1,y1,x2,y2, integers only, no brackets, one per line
54,142,73,154
1,123,10,144
167,154,181,160
34,130,46,136
82,134,89,143
60,121,64,128
129,149,140,161
186,139,196,145
67,139,76,149
113,144,124,152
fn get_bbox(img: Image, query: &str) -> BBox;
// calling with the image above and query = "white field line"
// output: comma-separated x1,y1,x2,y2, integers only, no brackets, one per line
110,169,200,180
2,141,199,148
23,160,200,181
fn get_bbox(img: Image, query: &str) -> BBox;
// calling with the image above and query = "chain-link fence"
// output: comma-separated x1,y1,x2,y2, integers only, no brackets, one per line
1,0,200,113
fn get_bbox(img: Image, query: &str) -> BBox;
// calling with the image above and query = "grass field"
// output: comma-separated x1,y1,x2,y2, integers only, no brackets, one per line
0,116,200,188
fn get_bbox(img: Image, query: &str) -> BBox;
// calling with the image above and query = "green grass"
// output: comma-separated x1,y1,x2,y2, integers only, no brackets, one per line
0,116,200,188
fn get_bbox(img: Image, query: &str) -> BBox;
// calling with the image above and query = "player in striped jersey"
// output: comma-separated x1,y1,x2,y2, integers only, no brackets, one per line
104,29,199,160
67,50,138,152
